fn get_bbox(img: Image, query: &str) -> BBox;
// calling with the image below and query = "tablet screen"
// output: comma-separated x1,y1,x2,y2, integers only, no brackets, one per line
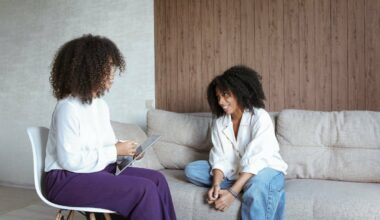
116,135,161,175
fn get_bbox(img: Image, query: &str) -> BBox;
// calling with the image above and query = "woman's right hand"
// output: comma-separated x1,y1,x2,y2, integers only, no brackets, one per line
115,140,138,156
207,184,221,204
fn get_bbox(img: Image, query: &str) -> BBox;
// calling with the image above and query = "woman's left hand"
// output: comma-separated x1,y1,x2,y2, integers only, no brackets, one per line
213,189,235,211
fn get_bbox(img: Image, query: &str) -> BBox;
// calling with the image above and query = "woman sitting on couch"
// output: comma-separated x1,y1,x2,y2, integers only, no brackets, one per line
185,65,288,220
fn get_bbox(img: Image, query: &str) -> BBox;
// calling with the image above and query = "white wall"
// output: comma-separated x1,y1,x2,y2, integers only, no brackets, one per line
0,0,154,187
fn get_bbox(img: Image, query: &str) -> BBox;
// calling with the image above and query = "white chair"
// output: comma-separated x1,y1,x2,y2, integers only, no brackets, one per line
27,126,115,220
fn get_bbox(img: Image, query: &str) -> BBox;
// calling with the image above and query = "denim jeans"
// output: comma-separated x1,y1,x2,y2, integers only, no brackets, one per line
184,160,285,220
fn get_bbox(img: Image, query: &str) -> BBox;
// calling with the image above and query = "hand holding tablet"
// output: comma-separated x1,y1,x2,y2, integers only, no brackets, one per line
115,139,139,157
115,135,161,175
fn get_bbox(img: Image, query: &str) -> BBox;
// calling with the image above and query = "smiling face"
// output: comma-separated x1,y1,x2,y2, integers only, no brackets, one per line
215,89,242,116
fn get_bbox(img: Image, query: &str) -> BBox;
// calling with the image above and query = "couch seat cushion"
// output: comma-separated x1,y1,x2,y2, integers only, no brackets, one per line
285,179,380,219
161,169,380,220
161,169,240,220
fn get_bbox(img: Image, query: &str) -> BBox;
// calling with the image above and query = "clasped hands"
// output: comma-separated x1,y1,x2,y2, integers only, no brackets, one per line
115,140,144,160
207,184,236,212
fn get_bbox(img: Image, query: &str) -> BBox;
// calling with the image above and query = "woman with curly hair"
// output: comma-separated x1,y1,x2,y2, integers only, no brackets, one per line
185,65,288,220
45,34,176,220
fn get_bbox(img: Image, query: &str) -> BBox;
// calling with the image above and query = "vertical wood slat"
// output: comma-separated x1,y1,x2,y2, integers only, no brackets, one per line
347,0,365,110
331,0,348,110
201,0,215,111
254,0,270,109
227,0,242,67
365,0,380,110
155,0,380,112
176,0,189,112
188,0,202,112
166,0,178,111
284,0,300,109
269,0,284,111
314,0,332,111
154,0,166,110
241,0,255,70
213,0,228,77
299,0,316,110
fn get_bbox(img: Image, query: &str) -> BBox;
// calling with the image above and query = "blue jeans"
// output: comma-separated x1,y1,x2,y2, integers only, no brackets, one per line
184,160,285,220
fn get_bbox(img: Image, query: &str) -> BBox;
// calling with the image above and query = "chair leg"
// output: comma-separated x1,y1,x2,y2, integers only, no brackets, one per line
104,213,112,220
88,213,96,220
55,210,63,220
67,210,75,220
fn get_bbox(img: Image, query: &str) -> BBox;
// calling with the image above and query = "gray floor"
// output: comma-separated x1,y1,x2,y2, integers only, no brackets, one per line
0,186,86,220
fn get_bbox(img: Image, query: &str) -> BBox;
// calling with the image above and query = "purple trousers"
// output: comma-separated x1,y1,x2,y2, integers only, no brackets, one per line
45,164,176,220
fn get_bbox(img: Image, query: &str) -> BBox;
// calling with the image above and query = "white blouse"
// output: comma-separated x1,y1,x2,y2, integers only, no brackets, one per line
209,108,288,180
45,96,117,173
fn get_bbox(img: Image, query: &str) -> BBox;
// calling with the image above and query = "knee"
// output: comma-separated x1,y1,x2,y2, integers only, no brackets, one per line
184,160,212,187
246,169,285,193
184,161,201,180
137,180,158,195
152,170,167,185
150,169,164,179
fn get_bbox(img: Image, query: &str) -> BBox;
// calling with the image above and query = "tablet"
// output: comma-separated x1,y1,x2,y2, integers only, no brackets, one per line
115,135,161,175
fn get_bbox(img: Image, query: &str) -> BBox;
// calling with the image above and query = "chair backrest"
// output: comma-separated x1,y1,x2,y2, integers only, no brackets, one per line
27,126,116,213
27,126,50,203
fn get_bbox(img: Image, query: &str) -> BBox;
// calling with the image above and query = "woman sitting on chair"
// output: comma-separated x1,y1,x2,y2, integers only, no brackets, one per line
44,34,176,220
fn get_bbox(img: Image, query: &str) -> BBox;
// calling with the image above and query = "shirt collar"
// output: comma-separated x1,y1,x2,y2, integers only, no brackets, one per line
221,108,253,128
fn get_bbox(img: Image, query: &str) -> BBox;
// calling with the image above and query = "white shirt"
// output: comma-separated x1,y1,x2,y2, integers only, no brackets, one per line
45,96,117,173
209,108,288,180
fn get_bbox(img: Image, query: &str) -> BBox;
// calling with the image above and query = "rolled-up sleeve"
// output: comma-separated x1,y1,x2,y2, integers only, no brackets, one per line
240,112,279,175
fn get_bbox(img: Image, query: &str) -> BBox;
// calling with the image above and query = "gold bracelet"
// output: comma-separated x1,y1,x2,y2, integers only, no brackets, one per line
227,188,238,198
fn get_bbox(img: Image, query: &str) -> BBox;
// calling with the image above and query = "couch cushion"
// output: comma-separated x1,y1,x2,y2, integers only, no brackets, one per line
285,179,380,219
161,169,380,220
161,169,240,220
147,110,212,169
111,121,163,170
277,110,380,182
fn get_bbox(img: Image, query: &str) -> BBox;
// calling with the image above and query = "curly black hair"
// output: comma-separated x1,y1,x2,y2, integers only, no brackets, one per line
207,65,266,117
50,34,125,104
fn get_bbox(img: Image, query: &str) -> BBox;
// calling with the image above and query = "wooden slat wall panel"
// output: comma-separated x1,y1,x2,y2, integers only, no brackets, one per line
269,0,284,111
166,0,178,111
201,0,215,111
176,0,189,112
347,0,365,110
314,0,332,111
154,0,166,110
188,0,202,112
241,0,255,72
155,0,380,112
299,0,316,109
365,0,380,110
284,0,300,109
254,0,270,109
227,0,242,67
331,0,348,110
213,0,228,76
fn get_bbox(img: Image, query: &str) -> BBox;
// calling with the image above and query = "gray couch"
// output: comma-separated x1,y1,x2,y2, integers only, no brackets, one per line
113,109,380,220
